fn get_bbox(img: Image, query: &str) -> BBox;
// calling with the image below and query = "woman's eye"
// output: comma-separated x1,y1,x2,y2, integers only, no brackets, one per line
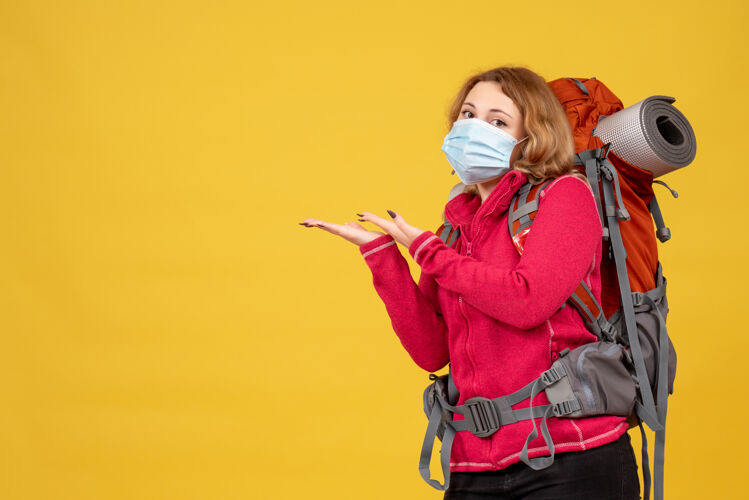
461,110,473,118
491,119,507,128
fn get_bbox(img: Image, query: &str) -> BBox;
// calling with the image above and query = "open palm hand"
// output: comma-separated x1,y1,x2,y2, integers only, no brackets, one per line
300,210,425,249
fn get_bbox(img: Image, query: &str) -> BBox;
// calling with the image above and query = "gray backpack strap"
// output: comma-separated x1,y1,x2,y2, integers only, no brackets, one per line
653,179,679,198
516,361,585,471
648,196,671,243
602,152,631,222
507,180,555,236
518,379,556,470
418,398,456,490
436,183,468,249
634,289,670,500
600,159,661,429
438,224,452,242
437,220,461,247
569,284,617,342
567,77,590,96
649,180,678,243
600,158,670,500
418,364,582,491
508,182,534,233
575,150,607,238
419,397,457,490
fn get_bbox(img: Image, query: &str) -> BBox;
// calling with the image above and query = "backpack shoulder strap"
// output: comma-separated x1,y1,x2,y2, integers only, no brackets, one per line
508,179,555,242
599,157,672,500
509,176,616,342
436,221,460,247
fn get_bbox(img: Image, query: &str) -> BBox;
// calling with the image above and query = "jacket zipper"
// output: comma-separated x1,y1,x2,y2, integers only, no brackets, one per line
451,199,499,400
450,186,514,410
458,295,479,399
458,233,478,398
471,201,497,250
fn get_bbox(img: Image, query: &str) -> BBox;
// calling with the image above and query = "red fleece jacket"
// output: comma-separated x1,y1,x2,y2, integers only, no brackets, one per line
359,169,628,472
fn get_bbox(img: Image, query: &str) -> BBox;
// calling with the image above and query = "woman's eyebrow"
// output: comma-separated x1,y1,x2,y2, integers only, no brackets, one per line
463,101,513,119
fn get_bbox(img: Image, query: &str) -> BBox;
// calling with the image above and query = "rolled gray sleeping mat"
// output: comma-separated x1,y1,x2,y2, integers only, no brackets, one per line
593,96,696,178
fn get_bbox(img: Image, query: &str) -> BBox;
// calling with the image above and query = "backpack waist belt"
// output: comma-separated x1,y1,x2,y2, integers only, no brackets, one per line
419,358,581,491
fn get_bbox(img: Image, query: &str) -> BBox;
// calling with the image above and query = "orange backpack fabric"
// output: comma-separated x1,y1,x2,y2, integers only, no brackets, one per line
547,78,659,318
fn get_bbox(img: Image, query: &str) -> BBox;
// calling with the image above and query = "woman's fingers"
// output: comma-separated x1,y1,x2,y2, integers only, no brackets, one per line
301,218,349,236
300,218,330,229
299,217,384,246
358,210,424,247
357,211,406,241
387,210,426,245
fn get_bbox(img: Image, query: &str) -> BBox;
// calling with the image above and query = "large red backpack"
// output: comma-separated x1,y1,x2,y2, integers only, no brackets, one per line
545,78,678,500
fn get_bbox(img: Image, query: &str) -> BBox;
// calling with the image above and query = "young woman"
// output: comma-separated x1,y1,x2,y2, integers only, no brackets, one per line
300,66,639,499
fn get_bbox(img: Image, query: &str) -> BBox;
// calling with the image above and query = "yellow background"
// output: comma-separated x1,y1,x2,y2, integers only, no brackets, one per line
1,1,746,498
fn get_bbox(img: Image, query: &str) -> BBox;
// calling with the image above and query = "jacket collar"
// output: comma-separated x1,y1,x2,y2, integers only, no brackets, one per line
444,169,529,230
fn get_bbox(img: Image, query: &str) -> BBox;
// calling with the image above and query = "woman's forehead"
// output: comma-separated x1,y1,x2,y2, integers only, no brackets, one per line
464,81,518,114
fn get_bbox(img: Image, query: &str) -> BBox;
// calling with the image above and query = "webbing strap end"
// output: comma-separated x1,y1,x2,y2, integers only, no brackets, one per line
656,227,671,242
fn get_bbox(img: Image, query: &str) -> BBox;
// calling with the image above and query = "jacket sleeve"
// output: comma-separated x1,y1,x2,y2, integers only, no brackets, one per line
408,175,602,330
359,233,449,372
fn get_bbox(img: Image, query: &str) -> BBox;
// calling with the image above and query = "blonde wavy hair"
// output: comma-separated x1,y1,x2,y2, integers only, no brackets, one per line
445,66,588,197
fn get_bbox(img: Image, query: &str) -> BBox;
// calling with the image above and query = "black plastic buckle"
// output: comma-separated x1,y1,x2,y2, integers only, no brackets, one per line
462,397,500,438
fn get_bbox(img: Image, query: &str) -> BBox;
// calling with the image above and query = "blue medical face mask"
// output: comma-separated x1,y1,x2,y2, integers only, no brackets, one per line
441,118,528,185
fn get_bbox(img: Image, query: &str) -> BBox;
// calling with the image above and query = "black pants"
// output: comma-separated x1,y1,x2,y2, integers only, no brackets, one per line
443,432,640,500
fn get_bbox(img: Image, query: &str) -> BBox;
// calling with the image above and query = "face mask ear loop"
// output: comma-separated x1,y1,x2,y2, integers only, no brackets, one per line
511,136,529,168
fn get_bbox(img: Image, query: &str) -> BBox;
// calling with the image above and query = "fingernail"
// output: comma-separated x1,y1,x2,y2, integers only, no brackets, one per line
356,212,364,217
357,218,365,222
387,209,396,219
